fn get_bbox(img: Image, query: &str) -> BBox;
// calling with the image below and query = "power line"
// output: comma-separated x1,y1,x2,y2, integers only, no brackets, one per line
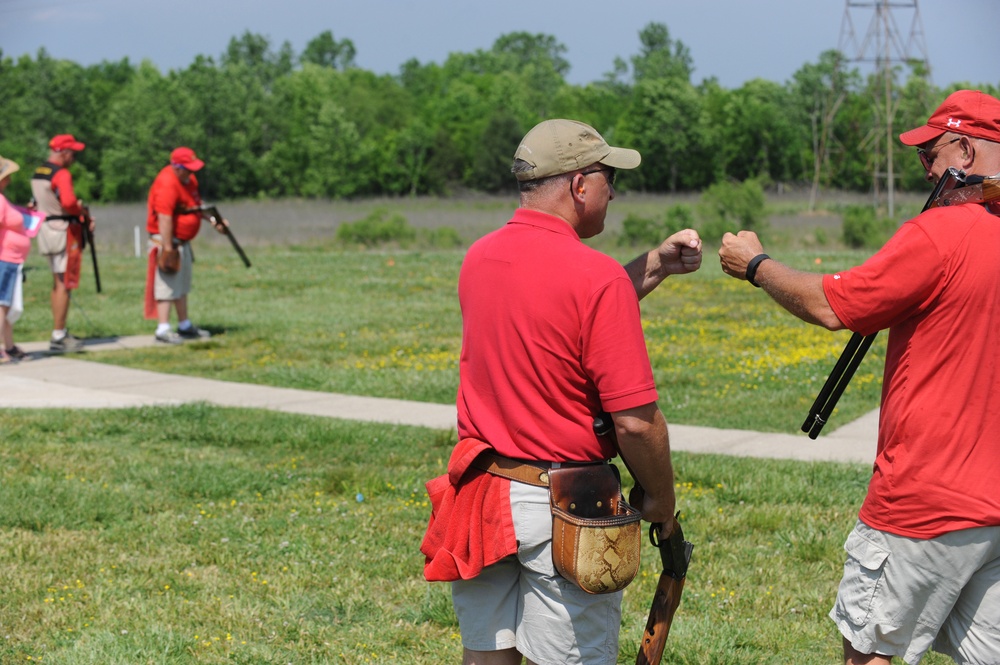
839,0,930,218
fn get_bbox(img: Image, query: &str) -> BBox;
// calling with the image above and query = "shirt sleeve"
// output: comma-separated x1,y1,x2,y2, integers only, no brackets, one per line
823,221,945,336
582,274,659,412
51,168,82,215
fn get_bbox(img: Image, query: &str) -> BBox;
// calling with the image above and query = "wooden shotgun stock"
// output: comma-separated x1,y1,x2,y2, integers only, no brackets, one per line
635,515,693,665
592,412,693,665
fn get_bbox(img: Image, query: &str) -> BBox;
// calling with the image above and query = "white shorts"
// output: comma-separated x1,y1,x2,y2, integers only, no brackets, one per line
451,481,623,665
830,519,1000,664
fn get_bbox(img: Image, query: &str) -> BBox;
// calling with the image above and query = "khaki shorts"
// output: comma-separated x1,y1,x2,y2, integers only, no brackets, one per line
830,519,1000,664
150,240,193,301
451,481,622,665
37,222,68,273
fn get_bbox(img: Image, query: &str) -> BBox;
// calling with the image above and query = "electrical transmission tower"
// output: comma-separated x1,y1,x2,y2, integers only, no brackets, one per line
839,0,930,217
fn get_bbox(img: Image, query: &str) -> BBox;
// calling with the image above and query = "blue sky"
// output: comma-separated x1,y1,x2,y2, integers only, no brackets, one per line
1,0,997,90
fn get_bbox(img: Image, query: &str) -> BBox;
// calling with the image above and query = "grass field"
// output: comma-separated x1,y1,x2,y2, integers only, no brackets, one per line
13,193,902,433
3,193,953,664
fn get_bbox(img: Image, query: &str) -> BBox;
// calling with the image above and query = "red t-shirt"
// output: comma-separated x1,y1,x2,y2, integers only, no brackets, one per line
457,208,658,463
823,203,1000,538
146,166,202,241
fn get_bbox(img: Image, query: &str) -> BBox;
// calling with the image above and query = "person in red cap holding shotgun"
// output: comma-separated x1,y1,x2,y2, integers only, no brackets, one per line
719,89,1000,665
145,146,228,344
31,134,91,353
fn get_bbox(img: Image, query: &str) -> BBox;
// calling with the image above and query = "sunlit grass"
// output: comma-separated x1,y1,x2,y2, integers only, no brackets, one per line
0,407,956,664
16,238,883,433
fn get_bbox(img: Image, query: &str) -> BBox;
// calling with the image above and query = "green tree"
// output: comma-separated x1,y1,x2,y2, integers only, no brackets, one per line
301,30,357,70
97,61,186,201
221,31,294,90
790,50,858,209
618,78,704,192
469,111,523,193
262,65,367,198
630,22,694,83
716,79,805,184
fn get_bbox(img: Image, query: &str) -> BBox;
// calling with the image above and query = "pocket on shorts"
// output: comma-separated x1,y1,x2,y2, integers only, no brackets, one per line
840,527,891,626
38,223,67,256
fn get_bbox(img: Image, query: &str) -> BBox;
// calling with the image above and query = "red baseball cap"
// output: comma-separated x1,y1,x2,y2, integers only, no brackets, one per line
49,134,86,152
170,146,205,172
899,89,1000,146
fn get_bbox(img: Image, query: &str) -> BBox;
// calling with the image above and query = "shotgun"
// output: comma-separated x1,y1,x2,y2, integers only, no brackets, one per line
635,515,693,665
182,205,252,268
43,205,102,293
802,167,969,438
593,412,693,664
80,203,101,293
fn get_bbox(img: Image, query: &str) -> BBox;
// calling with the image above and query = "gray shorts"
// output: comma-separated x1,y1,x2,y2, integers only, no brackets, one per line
830,519,1000,664
150,239,192,301
451,481,623,665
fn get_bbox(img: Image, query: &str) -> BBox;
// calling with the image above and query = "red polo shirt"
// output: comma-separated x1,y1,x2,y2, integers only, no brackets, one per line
823,203,1000,538
456,208,658,463
147,166,202,241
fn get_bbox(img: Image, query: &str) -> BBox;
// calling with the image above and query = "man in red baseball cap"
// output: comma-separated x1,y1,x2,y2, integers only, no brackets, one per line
31,133,92,352
719,89,1000,664
898,88,1000,184
144,146,228,344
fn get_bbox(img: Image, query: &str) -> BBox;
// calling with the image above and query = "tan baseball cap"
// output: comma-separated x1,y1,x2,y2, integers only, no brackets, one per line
512,119,641,181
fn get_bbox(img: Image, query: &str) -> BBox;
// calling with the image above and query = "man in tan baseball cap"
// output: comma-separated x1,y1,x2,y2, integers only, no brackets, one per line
511,118,642,182
423,119,701,664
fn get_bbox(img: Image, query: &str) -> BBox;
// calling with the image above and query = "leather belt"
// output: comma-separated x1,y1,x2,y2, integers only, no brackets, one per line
471,451,606,488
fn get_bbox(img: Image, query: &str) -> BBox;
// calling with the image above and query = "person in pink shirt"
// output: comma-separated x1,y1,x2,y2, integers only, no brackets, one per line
0,155,44,363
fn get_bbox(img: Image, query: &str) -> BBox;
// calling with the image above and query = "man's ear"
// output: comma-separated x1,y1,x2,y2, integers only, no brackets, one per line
570,173,586,201
960,136,974,167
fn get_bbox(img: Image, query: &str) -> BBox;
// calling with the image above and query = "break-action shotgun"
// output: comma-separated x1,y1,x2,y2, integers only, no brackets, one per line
181,205,252,268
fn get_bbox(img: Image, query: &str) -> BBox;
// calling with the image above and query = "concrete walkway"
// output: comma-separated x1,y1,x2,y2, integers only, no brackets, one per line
0,335,879,465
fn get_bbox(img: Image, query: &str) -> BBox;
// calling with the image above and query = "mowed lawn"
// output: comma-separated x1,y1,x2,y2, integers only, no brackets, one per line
4,196,950,664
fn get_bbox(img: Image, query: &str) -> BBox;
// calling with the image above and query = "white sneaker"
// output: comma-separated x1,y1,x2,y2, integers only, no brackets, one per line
50,333,84,353
155,330,183,345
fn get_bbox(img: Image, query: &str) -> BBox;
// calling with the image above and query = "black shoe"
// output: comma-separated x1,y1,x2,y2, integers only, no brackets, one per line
50,333,83,353
5,345,28,360
177,325,211,339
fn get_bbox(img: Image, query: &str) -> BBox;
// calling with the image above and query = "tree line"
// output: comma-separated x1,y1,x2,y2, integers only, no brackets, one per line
0,24,995,207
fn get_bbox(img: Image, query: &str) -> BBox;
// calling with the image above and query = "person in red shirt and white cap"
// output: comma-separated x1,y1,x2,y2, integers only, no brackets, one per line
31,133,92,352
145,146,228,344
720,90,1000,664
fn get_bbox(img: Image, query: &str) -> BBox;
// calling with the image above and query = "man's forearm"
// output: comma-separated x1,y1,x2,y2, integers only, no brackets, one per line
613,405,676,523
752,260,845,330
625,250,669,301
158,214,175,246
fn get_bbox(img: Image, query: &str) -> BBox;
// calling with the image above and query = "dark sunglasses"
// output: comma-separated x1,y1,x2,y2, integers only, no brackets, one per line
916,137,961,171
579,167,617,187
